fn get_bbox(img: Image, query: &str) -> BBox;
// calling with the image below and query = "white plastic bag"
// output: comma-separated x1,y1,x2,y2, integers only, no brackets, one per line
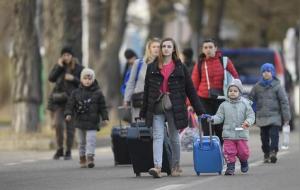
281,124,290,150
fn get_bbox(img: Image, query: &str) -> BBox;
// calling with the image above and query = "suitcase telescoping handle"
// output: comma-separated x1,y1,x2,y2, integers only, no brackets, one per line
198,117,213,146
134,117,142,123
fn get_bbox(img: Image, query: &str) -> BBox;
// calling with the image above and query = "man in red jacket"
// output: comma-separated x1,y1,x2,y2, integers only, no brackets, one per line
191,39,239,144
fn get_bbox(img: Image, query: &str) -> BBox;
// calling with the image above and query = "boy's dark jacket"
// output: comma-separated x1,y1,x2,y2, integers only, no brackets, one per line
65,81,109,131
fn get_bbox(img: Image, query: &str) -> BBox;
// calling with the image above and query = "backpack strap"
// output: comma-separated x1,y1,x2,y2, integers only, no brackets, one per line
135,59,143,82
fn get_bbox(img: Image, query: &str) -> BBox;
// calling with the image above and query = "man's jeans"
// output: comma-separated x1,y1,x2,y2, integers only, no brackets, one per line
77,129,97,156
153,110,180,168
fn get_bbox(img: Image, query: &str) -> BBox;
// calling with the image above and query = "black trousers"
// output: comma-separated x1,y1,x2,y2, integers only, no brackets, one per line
51,108,75,151
199,97,224,145
260,125,280,153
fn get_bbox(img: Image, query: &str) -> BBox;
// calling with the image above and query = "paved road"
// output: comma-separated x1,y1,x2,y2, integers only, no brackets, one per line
0,127,299,190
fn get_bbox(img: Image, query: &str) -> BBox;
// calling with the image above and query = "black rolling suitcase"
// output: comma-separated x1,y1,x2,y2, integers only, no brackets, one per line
111,125,131,165
127,121,172,177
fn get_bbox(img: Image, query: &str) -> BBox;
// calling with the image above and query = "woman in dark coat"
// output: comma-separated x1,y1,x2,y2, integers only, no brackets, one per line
140,38,205,178
48,47,83,160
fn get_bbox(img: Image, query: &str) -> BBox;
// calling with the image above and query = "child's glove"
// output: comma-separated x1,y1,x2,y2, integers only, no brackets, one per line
201,114,213,122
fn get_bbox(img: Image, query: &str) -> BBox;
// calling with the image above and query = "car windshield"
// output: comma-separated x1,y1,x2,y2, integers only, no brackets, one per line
222,50,274,84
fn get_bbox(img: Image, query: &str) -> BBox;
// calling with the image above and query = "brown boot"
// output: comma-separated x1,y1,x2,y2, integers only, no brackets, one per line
171,165,182,177
87,154,95,168
79,156,87,168
177,165,183,174
148,166,162,178
171,168,180,177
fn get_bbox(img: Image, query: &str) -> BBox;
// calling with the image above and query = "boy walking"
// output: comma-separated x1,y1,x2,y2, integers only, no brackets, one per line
249,63,291,163
202,79,255,175
65,68,109,168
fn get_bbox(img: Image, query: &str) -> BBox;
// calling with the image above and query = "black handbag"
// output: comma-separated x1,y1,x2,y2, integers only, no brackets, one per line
131,92,144,108
204,61,223,99
208,88,224,99
51,92,68,103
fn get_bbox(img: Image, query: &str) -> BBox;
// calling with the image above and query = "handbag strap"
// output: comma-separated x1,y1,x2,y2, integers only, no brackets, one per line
204,61,211,90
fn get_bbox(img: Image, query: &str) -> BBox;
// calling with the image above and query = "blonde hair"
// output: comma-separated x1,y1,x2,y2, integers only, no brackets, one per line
158,38,180,69
143,37,161,63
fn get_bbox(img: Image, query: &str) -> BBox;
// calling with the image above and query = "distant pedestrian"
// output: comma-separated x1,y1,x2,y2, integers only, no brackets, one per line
202,79,255,175
249,63,291,163
120,49,138,96
48,46,84,160
182,48,195,75
123,38,160,122
65,68,109,168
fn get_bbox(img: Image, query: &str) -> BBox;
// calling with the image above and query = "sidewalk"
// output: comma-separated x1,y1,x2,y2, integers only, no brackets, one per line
0,117,298,151
0,126,111,151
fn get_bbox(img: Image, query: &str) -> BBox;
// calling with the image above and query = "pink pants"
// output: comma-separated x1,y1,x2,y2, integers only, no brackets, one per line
223,139,250,163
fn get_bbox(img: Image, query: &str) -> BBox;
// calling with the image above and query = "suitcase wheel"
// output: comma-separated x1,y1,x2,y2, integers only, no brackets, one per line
218,171,222,175
135,173,141,177
196,172,200,176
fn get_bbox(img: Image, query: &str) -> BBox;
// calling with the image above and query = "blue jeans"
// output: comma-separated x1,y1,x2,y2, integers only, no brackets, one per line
260,125,279,153
152,110,180,168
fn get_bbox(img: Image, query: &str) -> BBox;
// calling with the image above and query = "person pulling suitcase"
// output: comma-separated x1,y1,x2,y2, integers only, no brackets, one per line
201,79,255,175
140,38,205,178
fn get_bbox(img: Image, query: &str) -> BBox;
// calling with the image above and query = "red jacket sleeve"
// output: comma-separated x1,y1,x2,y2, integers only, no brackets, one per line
226,59,239,79
191,63,200,89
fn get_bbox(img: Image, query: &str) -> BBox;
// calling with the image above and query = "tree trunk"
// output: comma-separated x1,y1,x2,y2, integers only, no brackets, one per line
96,0,129,109
42,0,64,128
148,0,165,39
86,0,104,68
12,0,42,133
188,0,205,59
205,0,226,45
147,0,175,39
63,0,82,63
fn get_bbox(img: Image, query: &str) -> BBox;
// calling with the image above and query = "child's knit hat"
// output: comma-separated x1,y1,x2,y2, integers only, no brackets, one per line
228,79,243,94
260,63,276,77
80,68,95,82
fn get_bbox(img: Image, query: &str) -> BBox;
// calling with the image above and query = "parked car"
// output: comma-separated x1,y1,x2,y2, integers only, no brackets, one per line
222,48,295,130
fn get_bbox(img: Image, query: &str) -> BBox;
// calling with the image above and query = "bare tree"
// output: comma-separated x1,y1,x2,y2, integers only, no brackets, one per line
84,0,104,69
188,0,205,58
12,0,42,133
96,0,129,109
204,0,226,45
63,0,82,62
226,0,300,47
147,0,175,39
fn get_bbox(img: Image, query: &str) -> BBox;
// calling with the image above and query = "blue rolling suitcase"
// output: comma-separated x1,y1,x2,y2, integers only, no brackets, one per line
193,119,223,175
